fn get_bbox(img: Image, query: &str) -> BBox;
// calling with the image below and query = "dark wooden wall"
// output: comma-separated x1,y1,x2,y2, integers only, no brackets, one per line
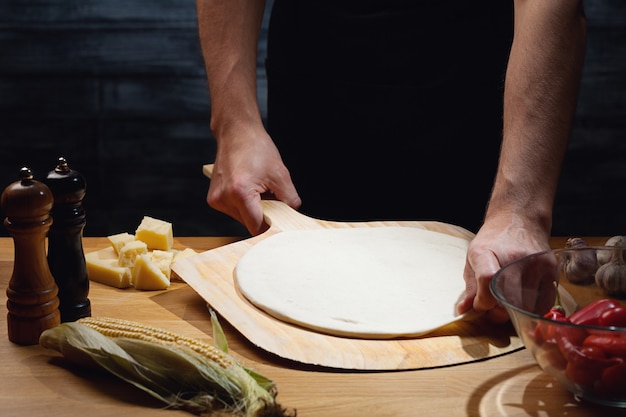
0,0,250,237
552,1,626,236
0,1,624,237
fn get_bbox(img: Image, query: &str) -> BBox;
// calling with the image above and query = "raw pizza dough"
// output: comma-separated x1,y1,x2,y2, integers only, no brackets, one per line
234,227,471,339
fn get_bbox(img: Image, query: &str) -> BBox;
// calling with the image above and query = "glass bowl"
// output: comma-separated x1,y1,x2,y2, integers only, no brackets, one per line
490,246,626,407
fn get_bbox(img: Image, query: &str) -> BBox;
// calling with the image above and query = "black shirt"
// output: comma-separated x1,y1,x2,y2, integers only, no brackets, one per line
265,0,514,232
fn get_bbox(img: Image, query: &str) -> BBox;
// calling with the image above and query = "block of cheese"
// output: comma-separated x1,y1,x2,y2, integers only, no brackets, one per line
135,216,174,251
170,247,197,280
132,254,170,290
107,232,136,255
118,240,148,267
150,249,174,279
172,247,197,263
86,247,132,289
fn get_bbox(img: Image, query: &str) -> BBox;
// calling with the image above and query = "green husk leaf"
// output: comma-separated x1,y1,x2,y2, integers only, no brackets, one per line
208,307,276,394
243,368,277,395
210,307,229,354
114,338,242,413
41,323,174,402
40,322,295,417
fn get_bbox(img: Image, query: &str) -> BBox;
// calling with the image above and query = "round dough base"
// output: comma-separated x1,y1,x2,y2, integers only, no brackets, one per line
234,227,470,339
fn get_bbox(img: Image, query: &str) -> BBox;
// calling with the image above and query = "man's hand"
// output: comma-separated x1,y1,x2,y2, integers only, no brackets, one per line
207,130,301,235
457,212,552,323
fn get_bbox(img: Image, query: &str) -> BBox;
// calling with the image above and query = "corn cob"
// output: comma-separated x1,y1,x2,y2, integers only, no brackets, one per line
77,316,233,369
39,316,295,417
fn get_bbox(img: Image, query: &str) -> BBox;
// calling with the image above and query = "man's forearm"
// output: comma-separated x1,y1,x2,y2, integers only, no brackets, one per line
487,0,587,228
196,0,267,140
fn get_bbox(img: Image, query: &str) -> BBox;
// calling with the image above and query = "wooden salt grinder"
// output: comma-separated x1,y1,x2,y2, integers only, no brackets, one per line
45,157,91,322
2,167,61,345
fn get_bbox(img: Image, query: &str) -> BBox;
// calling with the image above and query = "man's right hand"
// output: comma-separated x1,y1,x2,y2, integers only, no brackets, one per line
206,130,301,235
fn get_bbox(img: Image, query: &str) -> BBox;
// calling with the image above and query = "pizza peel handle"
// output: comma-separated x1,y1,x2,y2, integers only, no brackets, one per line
260,200,335,232
203,163,346,234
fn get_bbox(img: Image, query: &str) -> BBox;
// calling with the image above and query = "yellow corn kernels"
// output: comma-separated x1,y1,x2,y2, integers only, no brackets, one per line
77,316,232,368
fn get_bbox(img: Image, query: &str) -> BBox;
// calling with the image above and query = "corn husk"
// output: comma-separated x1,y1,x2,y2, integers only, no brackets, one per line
39,314,294,417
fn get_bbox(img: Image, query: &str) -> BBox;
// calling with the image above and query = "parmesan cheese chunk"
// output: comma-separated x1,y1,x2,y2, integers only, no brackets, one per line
132,254,170,290
172,247,197,263
170,247,198,280
150,250,174,279
86,247,132,289
135,216,174,251
107,232,136,255
118,240,148,267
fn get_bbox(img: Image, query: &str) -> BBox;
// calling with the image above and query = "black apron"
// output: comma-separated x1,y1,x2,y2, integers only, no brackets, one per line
266,0,514,232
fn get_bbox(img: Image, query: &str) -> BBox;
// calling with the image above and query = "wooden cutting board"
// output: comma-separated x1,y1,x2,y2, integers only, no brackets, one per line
172,198,524,370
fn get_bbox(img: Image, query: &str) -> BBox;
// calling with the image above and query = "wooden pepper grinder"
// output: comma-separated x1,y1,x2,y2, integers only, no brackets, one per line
1,167,61,345
44,157,91,322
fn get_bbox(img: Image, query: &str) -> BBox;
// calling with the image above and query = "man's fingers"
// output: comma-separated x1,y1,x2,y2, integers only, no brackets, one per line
239,195,267,236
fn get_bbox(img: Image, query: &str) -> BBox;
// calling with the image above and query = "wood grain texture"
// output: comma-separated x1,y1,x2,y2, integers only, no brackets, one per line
172,200,524,370
2,237,622,417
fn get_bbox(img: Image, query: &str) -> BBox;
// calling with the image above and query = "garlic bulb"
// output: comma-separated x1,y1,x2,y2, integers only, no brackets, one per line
561,238,598,284
598,235,626,265
595,248,626,297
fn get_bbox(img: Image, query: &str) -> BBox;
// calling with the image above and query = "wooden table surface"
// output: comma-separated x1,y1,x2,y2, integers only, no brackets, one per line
0,236,623,417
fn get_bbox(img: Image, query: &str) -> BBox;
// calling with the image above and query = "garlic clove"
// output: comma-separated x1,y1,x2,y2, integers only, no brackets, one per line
562,238,598,284
595,248,626,297
565,237,589,249
598,235,626,265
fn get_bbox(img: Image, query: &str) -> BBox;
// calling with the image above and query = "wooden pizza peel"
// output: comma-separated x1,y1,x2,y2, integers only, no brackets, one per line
171,165,523,370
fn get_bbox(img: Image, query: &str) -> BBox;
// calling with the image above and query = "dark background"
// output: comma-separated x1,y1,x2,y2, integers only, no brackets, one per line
0,1,624,238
